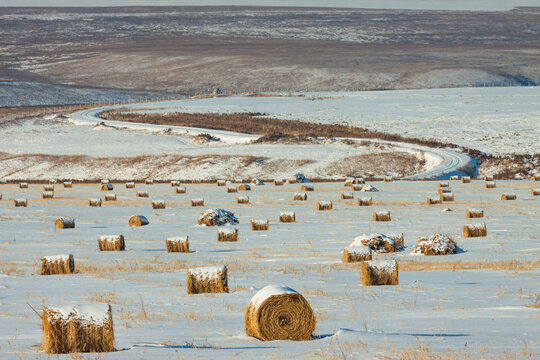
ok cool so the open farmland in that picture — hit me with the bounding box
[0,179,538,358]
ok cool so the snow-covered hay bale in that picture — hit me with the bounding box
[48,179,57,184]
[251,219,269,231]
[463,222,487,237]
[361,185,378,192]
[198,208,238,226]
[351,233,401,253]
[217,227,238,242]
[100,179,109,185]
[466,208,484,218]
[427,196,441,205]
[316,201,332,211]
[42,191,54,199]
[501,193,516,200]
[42,304,114,354]
[461,176,471,183]
[101,184,113,191]
[186,265,228,294]
[19,182,28,189]
[279,211,295,223]
[136,191,149,198]
[191,198,204,207]
[88,198,102,207]
[484,175,494,181]
[485,180,496,188]
[412,234,459,255]
[129,215,149,227]
[387,232,405,247]
[342,245,372,263]
[438,181,449,188]
[344,178,354,187]
[438,187,452,196]
[41,254,74,275]
[293,192,307,201]
[165,236,189,252]
[145,179,154,185]
[340,192,354,200]
[532,188,540,196]
[351,184,363,191]
[441,192,454,202]
[152,200,166,209]
[358,196,373,206]
[236,196,249,204]
[273,180,283,186]
[360,260,398,286]
[226,186,238,193]
[104,193,116,201]
[245,285,315,341]
[175,186,187,194]
[125,182,135,189]
[44,184,54,191]
[55,217,74,229]
[301,184,314,192]
[63,181,72,188]
[383,176,393,182]
[98,235,125,251]
[373,210,391,221]
[449,176,459,180]
[217,179,227,187]
[170,180,180,187]
[251,178,264,186]
[14,198,27,207]
[239,184,251,191]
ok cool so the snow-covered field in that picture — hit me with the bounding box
[0,180,538,358]
[103,87,540,156]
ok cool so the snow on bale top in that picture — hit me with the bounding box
[217,226,238,235]
[251,219,269,226]
[361,185,378,192]
[47,304,111,325]
[344,245,371,255]
[249,285,298,308]
[413,233,459,255]
[188,265,227,285]
[43,254,71,262]
[366,260,396,272]
[318,200,332,207]
[166,236,188,243]
[198,208,239,226]
[279,211,295,217]
[351,233,402,253]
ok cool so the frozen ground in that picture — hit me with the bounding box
[0,180,538,359]
[95,87,540,156]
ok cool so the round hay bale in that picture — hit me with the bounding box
[351,184,363,191]
[438,181,449,188]
[293,192,307,201]
[41,254,74,275]
[251,219,269,231]
[217,179,227,186]
[125,182,135,189]
[198,208,238,226]
[239,184,251,191]
[341,192,354,200]
[373,210,391,221]
[186,265,228,294]
[166,236,189,252]
[412,234,459,255]
[449,175,459,180]
[279,211,295,223]
[14,198,28,207]
[217,227,238,242]
[43,185,54,191]
[484,175,494,181]
[440,192,454,202]
[236,196,249,204]
[104,193,116,201]
[245,285,315,341]
[88,198,102,207]
[466,208,484,218]
[358,196,373,206]
[152,200,166,209]
[101,184,113,191]
[316,201,332,211]
[98,235,125,251]
[42,191,54,199]
[129,215,149,227]
[485,180,496,188]
[175,186,187,194]
[461,176,471,183]
[360,260,398,286]
[48,179,57,184]
[55,217,75,229]
[501,193,516,200]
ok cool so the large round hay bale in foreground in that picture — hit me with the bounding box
[55,217,75,229]
[361,260,399,286]
[98,235,125,251]
[41,254,74,275]
[186,265,228,294]
[42,304,114,354]
[244,285,315,341]
[129,215,149,227]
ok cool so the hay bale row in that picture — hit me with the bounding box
[98,235,125,251]
[101,184,113,191]
[485,180,496,188]
[14,198,27,207]
[186,266,228,294]
[427,196,441,205]
[251,219,269,231]
[373,210,391,221]
[63,181,72,188]
[412,234,459,255]
[104,194,116,201]
[165,236,189,252]
[41,254,74,275]
[89,198,102,207]
[342,245,372,263]
[293,192,307,201]
[217,227,238,242]
[301,184,314,192]
[125,182,135,189]
[175,186,187,194]
[198,208,238,226]
[236,196,249,204]
[42,191,54,199]
[316,201,332,211]
[461,176,471,183]
[128,215,149,227]
[279,211,295,223]
[136,191,149,198]
[463,222,487,237]
[191,198,204,207]
[358,196,372,206]
[361,260,398,286]
[245,285,315,341]
[501,193,516,200]
[340,192,353,200]
[152,200,166,209]
[42,304,114,354]
[239,184,251,191]
[466,208,484,218]
[226,186,238,193]
[55,217,74,229]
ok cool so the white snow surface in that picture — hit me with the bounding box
[249,285,298,309]
[47,303,111,325]
[42,254,71,262]
[366,259,397,272]
[166,236,188,243]
[188,265,226,280]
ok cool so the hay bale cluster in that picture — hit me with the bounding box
[186,265,228,294]
[412,234,459,255]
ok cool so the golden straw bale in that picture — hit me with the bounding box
[41,254,74,275]
[217,180,226,186]
[461,176,471,183]
[175,186,187,194]
[316,201,332,211]
[463,222,487,237]
[360,260,398,286]
[501,193,516,200]
[48,179,57,184]
[101,184,113,191]
[186,266,228,294]
[279,211,295,223]
[351,184,363,191]
[301,184,314,191]
[273,180,283,186]
[191,198,204,207]
[145,179,154,185]
[441,192,454,202]
[125,182,135,189]
[55,217,75,229]
[427,196,441,205]
[484,175,494,181]
[136,191,149,198]
[217,227,239,242]
[44,184,54,191]
[42,191,54,199]
[358,196,373,206]
[170,180,180,187]
[466,208,484,218]
[342,246,372,263]
[236,196,249,204]
[104,194,116,201]
[532,188,540,196]
[128,215,149,227]
[383,176,393,182]
[485,181,496,188]
[340,192,354,200]
[165,236,189,252]
[373,210,391,221]
[19,182,28,189]
[239,184,251,191]
[251,219,269,231]
[63,181,72,188]
[88,198,102,207]
[98,235,125,251]
[344,178,354,187]
[226,186,238,193]
[14,198,27,207]
[449,176,459,180]
[245,285,315,341]
[438,181,449,188]
[437,188,452,196]
[293,192,307,201]
[42,304,114,354]
[152,200,166,209]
